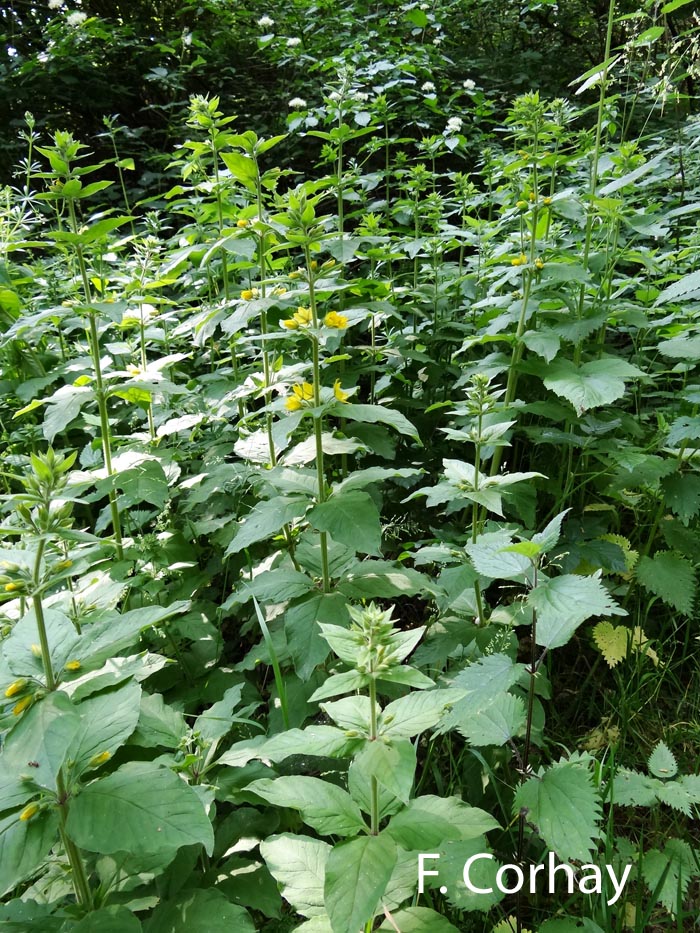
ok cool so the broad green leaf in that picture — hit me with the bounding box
[66,681,141,780]
[343,403,419,439]
[514,761,601,861]
[466,531,532,581]
[71,906,142,932]
[286,594,348,681]
[636,551,696,614]
[379,907,461,932]
[118,459,169,509]
[308,491,382,555]
[543,358,643,415]
[457,693,526,747]
[532,509,570,552]
[380,688,464,738]
[612,768,660,806]
[522,329,560,362]
[666,416,700,447]
[260,833,330,919]
[0,809,60,899]
[529,573,625,649]
[2,692,79,792]
[661,0,694,12]
[339,560,433,598]
[648,741,678,779]
[429,838,504,911]
[324,834,397,933]
[194,684,244,748]
[144,889,254,933]
[335,467,421,494]
[308,670,369,702]
[655,270,700,305]
[658,333,700,359]
[225,497,309,556]
[248,776,366,836]
[386,795,499,850]
[258,726,363,762]
[77,600,190,669]
[439,654,523,733]
[353,739,416,803]
[132,691,187,749]
[321,696,373,732]
[66,763,214,856]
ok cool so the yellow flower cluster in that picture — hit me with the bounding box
[324,311,348,329]
[240,288,260,301]
[511,253,527,266]
[285,380,349,411]
[282,306,313,329]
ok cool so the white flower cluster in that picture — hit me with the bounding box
[463,78,476,92]
[66,10,87,26]
[421,81,436,94]
[48,0,63,9]
[288,97,307,109]
[446,116,463,134]
[257,15,274,28]
[286,37,301,48]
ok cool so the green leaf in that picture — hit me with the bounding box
[514,761,601,861]
[429,838,504,911]
[2,692,80,792]
[592,621,629,668]
[636,551,696,614]
[248,776,366,836]
[144,889,254,933]
[132,692,187,749]
[380,689,464,738]
[379,907,461,932]
[308,491,382,556]
[260,833,331,919]
[324,834,397,933]
[71,906,142,932]
[257,726,363,762]
[65,682,141,780]
[286,594,348,681]
[386,795,499,850]
[648,742,678,779]
[225,497,309,556]
[457,693,526,747]
[612,768,660,806]
[529,573,625,649]
[466,531,532,581]
[661,0,694,11]
[353,739,416,803]
[66,763,214,856]
[662,473,700,524]
[543,358,643,415]
[655,270,700,305]
[339,561,433,598]
[0,809,60,899]
[642,839,695,914]
[342,403,419,439]
[118,460,169,509]
[308,670,369,702]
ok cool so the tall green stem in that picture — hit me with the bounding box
[368,675,380,836]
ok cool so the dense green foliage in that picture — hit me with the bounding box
[1,1,699,931]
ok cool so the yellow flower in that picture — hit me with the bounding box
[272,286,287,297]
[31,644,42,658]
[4,679,27,699]
[282,306,313,329]
[543,196,552,205]
[282,318,299,330]
[13,696,32,716]
[324,311,348,329]
[64,660,81,671]
[534,258,544,270]
[529,192,536,202]
[19,803,39,822]
[333,380,349,403]
[322,258,336,269]
[4,582,20,593]
[310,260,318,270]
[57,559,73,570]
[236,218,249,228]
[88,751,112,768]
[240,288,260,301]
[516,200,527,210]
[511,253,527,267]
[285,383,315,411]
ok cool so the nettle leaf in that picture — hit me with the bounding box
[662,473,700,525]
[307,490,382,555]
[636,551,696,614]
[514,761,601,861]
[611,768,659,806]
[72,905,142,933]
[338,561,434,599]
[0,809,60,899]
[648,741,678,779]
[379,688,464,739]
[532,509,570,552]
[466,531,532,581]
[260,833,330,919]
[666,415,700,447]
[642,839,696,914]
[457,693,526,747]
[324,834,397,933]
[439,654,523,733]
[657,333,700,359]
[386,795,499,850]
[530,573,625,649]
[248,777,366,836]
[543,357,643,415]
[66,763,214,856]
[592,621,629,668]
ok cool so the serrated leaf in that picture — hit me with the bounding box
[648,742,678,779]
[248,776,366,836]
[514,762,601,861]
[324,834,396,933]
[466,531,532,581]
[530,573,625,649]
[662,473,700,524]
[636,551,696,614]
[260,833,330,919]
[642,839,695,914]
[611,768,661,806]
[543,358,643,415]
[457,693,526,747]
[592,621,629,668]
[225,497,309,556]
[655,270,700,305]
[380,688,464,739]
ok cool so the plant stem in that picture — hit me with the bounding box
[368,675,380,835]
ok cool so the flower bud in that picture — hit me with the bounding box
[4,679,27,698]
[19,803,40,822]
